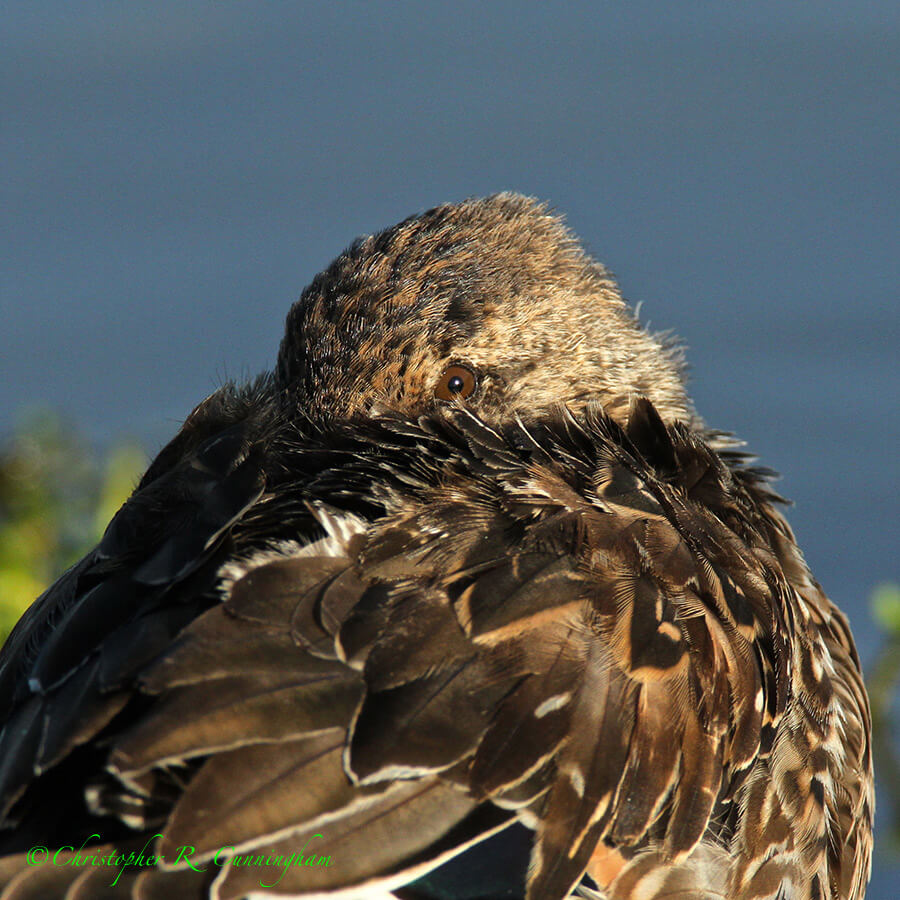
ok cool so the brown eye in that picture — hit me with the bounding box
[435,364,477,401]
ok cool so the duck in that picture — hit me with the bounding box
[0,194,873,899]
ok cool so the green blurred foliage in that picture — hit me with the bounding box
[869,581,900,856]
[0,411,145,644]
[872,583,900,638]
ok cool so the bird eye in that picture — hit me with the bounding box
[435,364,477,401]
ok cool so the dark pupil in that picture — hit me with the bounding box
[447,375,465,394]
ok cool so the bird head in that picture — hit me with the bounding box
[277,193,696,428]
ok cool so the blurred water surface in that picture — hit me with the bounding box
[2,3,898,894]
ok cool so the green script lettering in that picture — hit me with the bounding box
[213,846,235,867]
[172,846,207,874]
[53,847,74,864]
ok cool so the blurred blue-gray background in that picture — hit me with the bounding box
[2,2,898,894]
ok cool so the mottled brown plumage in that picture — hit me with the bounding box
[0,195,872,900]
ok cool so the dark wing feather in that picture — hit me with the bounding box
[159,730,355,859]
